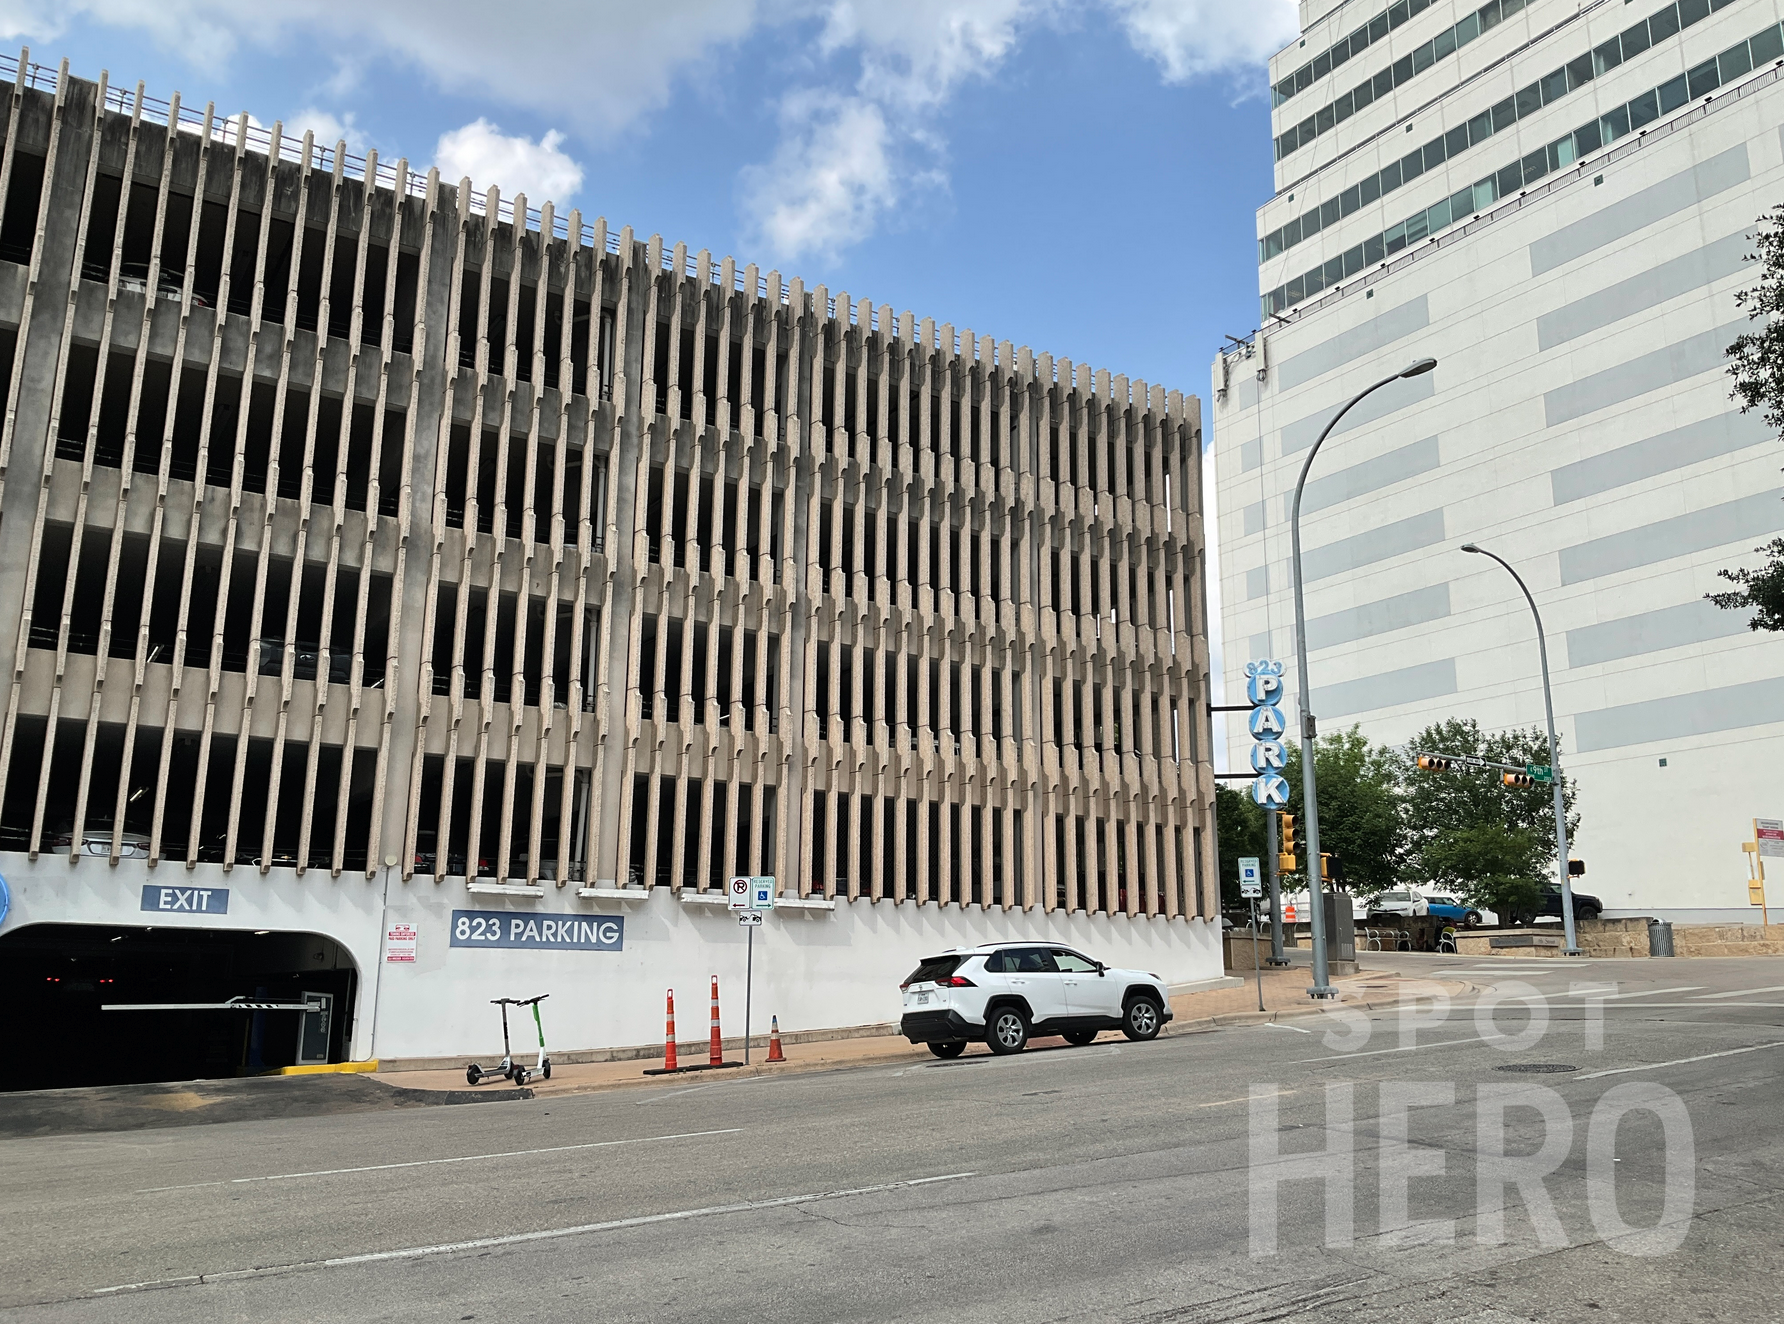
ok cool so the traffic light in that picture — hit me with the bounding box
[1569,858,1586,877]
[1279,813,1298,873]
[1502,771,1534,788]
[1320,852,1343,883]
[1416,754,1453,772]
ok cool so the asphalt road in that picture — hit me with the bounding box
[4,954,1783,1323]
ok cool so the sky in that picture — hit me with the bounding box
[1,0,1297,400]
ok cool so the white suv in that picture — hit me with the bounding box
[898,943,1173,1057]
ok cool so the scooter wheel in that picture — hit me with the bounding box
[542,1059,551,1080]
[512,1067,528,1085]
[466,1064,481,1086]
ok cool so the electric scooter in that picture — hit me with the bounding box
[466,994,551,1085]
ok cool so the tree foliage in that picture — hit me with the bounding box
[1214,784,1266,912]
[1279,726,1407,895]
[1402,717,1579,912]
[1213,718,1584,918]
[1422,824,1547,923]
[1712,205,1784,629]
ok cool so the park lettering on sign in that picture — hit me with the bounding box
[1245,660,1291,808]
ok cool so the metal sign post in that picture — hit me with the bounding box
[735,876,775,1064]
[1239,860,1264,1011]
[1748,819,1783,928]
[1265,810,1286,965]
[743,915,755,1064]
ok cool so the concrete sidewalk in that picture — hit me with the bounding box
[377,965,1458,1100]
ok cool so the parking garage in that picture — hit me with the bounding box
[0,922,357,1090]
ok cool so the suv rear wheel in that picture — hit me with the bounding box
[1122,997,1163,1042]
[986,1006,1029,1055]
[928,1041,966,1059]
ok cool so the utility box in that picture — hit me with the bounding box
[1325,893,1356,963]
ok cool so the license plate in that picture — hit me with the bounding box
[915,991,930,1005]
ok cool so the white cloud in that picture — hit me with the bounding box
[1101,0,1299,83]
[815,0,1043,111]
[741,91,899,264]
[13,0,1298,263]
[744,0,1045,262]
[287,106,358,151]
[434,119,584,207]
[8,0,767,137]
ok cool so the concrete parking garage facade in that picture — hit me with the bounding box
[0,57,1219,1075]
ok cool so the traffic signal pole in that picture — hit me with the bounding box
[1460,544,1580,955]
[1291,359,1438,999]
[1266,808,1286,965]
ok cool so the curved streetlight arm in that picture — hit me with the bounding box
[1289,362,1430,997]
[1460,542,1579,954]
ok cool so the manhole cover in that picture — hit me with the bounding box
[1493,1063,1578,1074]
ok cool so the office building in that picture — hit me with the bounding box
[1215,0,1784,919]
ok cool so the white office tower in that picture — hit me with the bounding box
[1214,0,1784,920]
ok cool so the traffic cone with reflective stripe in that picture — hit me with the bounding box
[663,990,678,1072]
[767,1015,785,1063]
[709,976,723,1067]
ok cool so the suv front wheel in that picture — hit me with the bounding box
[986,1006,1029,1055]
[1122,997,1163,1042]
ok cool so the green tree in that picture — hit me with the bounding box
[1403,717,1580,910]
[1711,205,1784,629]
[1214,784,1266,913]
[1279,725,1407,896]
[1421,824,1547,924]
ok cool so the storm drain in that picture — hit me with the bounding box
[1493,1063,1578,1074]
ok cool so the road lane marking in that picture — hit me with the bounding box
[1694,985,1784,1000]
[1306,1032,1508,1063]
[1574,1042,1784,1080]
[1568,986,1703,1001]
[94,1171,979,1295]
[135,1128,744,1193]
[1264,1023,1312,1034]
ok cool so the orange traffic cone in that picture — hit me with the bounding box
[663,990,679,1072]
[708,976,723,1067]
[766,1015,785,1062]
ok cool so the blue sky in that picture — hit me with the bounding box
[7,0,1297,401]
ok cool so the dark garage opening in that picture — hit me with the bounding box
[0,923,358,1091]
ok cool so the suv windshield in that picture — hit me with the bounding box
[902,956,963,987]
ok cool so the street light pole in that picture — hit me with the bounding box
[1460,543,1580,956]
[1291,358,1437,998]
